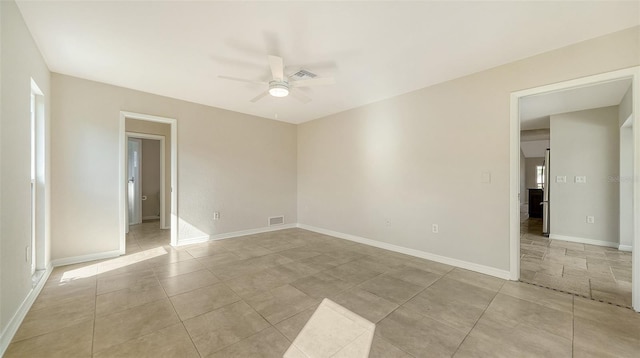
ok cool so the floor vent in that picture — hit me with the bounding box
[268,216,285,226]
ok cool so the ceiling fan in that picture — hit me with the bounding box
[218,55,335,103]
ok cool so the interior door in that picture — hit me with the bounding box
[127,138,142,225]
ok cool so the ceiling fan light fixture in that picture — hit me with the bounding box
[268,81,289,97]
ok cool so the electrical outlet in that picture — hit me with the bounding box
[575,176,587,184]
[432,224,439,234]
[213,211,221,220]
[25,246,30,262]
[586,216,595,224]
[556,176,567,183]
[385,219,391,228]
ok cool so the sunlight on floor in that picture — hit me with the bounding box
[59,247,168,282]
[284,298,375,358]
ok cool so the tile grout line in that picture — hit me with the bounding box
[153,259,204,357]
[451,281,505,357]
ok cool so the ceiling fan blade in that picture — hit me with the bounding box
[291,77,336,88]
[268,55,284,81]
[218,75,266,85]
[250,90,270,103]
[289,89,311,104]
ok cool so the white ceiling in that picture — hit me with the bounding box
[521,140,550,158]
[16,1,640,124]
[520,78,632,130]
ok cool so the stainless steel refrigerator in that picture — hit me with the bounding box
[542,148,550,236]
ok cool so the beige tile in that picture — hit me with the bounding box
[369,334,412,358]
[291,272,354,299]
[532,272,590,297]
[97,269,156,295]
[245,284,318,324]
[152,259,206,279]
[31,278,96,311]
[549,240,584,251]
[403,277,495,333]
[377,307,467,357]
[573,297,640,357]
[278,246,323,261]
[358,275,424,304]
[185,242,228,258]
[483,293,573,340]
[455,322,571,358]
[224,270,289,298]
[93,298,180,353]
[209,327,291,358]
[196,251,243,268]
[5,319,93,358]
[93,323,199,358]
[331,287,399,323]
[384,265,442,287]
[274,305,318,341]
[144,249,195,267]
[611,266,632,283]
[297,254,342,271]
[590,279,632,308]
[226,244,273,259]
[13,295,96,342]
[159,269,220,296]
[183,300,270,356]
[96,279,166,316]
[324,260,384,284]
[499,281,573,313]
[170,283,240,320]
[264,261,320,282]
[444,268,505,291]
[521,259,564,277]
[543,254,587,269]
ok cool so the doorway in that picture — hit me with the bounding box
[119,112,178,251]
[510,67,640,311]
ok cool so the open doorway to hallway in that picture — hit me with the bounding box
[120,112,178,252]
[514,73,636,309]
[127,133,168,251]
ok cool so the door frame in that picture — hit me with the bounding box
[119,111,178,250]
[126,133,166,228]
[509,66,640,311]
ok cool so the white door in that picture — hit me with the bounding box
[127,138,142,225]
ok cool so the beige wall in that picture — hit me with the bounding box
[141,138,161,219]
[297,26,640,272]
[126,119,171,225]
[550,106,620,245]
[0,0,51,345]
[51,74,297,260]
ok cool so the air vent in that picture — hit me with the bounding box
[268,216,285,226]
[291,69,317,79]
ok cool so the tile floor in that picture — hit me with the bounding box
[520,218,633,307]
[6,221,640,357]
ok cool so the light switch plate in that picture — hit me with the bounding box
[556,176,567,183]
[481,171,491,184]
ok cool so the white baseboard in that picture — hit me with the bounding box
[176,223,298,246]
[51,249,123,267]
[0,263,53,356]
[142,216,160,220]
[549,234,619,249]
[618,244,633,252]
[297,224,511,280]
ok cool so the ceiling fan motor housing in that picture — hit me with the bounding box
[269,80,290,97]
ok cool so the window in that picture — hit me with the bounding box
[536,165,544,189]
